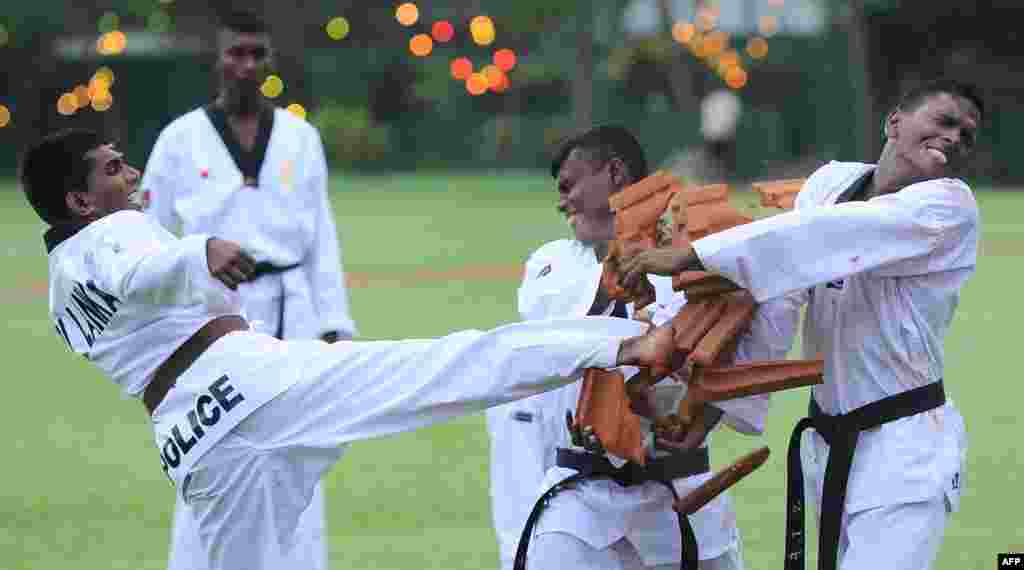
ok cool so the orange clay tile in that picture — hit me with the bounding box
[679,183,753,242]
[689,292,757,367]
[671,297,729,354]
[673,270,742,299]
[574,368,647,465]
[751,178,806,210]
[699,359,824,401]
[674,446,770,515]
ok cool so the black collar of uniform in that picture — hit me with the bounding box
[44,221,90,253]
[203,102,275,186]
[835,169,876,204]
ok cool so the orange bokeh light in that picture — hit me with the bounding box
[491,72,510,93]
[432,20,454,43]
[725,67,748,89]
[466,73,488,95]
[493,48,516,72]
[672,21,696,44]
[746,37,769,59]
[409,33,433,57]
[482,64,505,89]
[704,31,729,56]
[396,3,419,26]
[719,49,740,68]
[57,94,78,116]
[450,57,473,80]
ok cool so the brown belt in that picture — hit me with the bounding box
[143,316,249,415]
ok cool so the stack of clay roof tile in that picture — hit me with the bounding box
[574,173,818,504]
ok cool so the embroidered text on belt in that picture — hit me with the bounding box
[514,446,711,570]
[784,381,946,570]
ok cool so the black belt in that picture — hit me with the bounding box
[785,381,946,570]
[513,446,711,570]
[247,261,300,340]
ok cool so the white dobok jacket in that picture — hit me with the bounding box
[143,107,356,340]
[693,161,972,513]
[488,239,796,566]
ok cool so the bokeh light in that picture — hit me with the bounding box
[91,92,113,112]
[57,94,78,116]
[482,65,505,90]
[148,10,172,33]
[409,34,433,57]
[746,37,769,59]
[396,3,419,27]
[491,72,510,93]
[493,48,516,72]
[450,57,473,80]
[286,103,306,120]
[0,24,9,47]
[759,15,779,36]
[0,105,10,128]
[261,75,284,98]
[326,17,350,40]
[98,12,119,34]
[470,15,496,46]
[73,85,91,108]
[672,21,696,44]
[431,21,454,43]
[466,73,488,95]
[97,30,127,56]
[704,31,729,57]
[725,67,748,89]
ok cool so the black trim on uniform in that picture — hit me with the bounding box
[203,103,275,187]
[834,171,875,204]
[513,447,710,570]
[785,381,946,570]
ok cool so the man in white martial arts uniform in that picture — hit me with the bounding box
[22,128,683,570]
[621,80,984,570]
[487,126,796,570]
[142,11,355,569]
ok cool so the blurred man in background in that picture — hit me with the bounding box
[142,10,356,570]
[664,89,743,185]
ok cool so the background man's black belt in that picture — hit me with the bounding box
[514,446,711,570]
[246,261,301,339]
[784,381,946,570]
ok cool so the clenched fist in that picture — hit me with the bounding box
[206,238,257,290]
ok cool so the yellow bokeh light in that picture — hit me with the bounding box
[326,17,350,40]
[88,78,110,101]
[672,21,696,44]
[759,15,779,36]
[97,30,127,56]
[0,105,10,128]
[409,34,433,57]
[0,24,9,47]
[466,73,488,96]
[690,35,708,58]
[73,85,91,108]
[470,15,496,46]
[91,92,113,112]
[396,3,419,27]
[57,94,78,116]
[261,75,284,98]
[286,103,307,120]
[450,57,473,80]
[746,37,769,59]
[725,67,748,89]
[94,66,115,87]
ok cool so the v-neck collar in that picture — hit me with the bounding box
[835,169,876,204]
[203,103,275,187]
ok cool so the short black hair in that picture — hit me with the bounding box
[551,125,648,182]
[20,129,105,225]
[218,9,270,35]
[897,79,985,119]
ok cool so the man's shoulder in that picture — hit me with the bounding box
[273,107,320,139]
[155,107,209,140]
[797,161,876,208]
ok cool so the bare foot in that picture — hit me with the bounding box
[617,323,685,379]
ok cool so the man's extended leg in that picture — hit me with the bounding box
[181,317,655,569]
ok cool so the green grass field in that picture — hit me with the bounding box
[0,173,1019,569]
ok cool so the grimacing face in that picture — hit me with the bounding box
[78,145,143,218]
[886,92,981,181]
[217,29,273,108]
[556,149,623,245]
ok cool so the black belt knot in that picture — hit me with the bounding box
[784,381,946,570]
[514,447,711,570]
